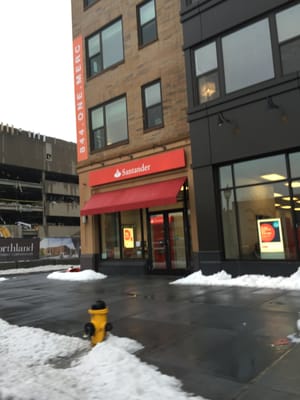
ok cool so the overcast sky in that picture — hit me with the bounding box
[0,1,77,143]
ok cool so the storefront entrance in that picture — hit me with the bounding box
[148,210,188,272]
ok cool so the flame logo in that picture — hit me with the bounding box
[114,169,121,178]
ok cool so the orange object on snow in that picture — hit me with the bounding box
[66,266,81,272]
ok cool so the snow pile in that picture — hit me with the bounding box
[0,319,204,400]
[172,267,300,290]
[0,264,69,276]
[47,269,107,281]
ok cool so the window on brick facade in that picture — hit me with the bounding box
[86,19,124,78]
[137,0,157,47]
[276,3,300,75]
[84,0,98,8]
[90,96,128,151]
[142,80,163,130]
[194,42,220,103]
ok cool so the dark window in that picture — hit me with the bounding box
[84,0,98,8]
[194,42,220,103]
[137,0,157,47]
[186,0,198,6]
[194,18,277,104]
[86,19,124,78]
[276,3,300,75]
[218,153,300,261]
[142,80,163,130]
[222,19,274,93]
[90,96,128,151]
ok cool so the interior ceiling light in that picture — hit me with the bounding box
[273,192,283,197]
[282,196,298,201]
[275,203,281,207]
[261,173,286,181]
[284,181,300,188]
[281,205,291,209]
[294,207,300,211]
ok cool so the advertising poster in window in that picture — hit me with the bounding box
[123,226,134,249]
[257,218,284,259]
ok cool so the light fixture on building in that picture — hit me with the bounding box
[82,215,87,224]
[267,96,288,122]
[217,112,240,134]
[217,112,231,127]
[267,96,279,110]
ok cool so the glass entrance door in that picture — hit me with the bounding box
[149,210,187,271]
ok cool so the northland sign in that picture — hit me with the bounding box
[88,148,186,187]
[0,238,39,261]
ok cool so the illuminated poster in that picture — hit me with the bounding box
[123,227,134,249]
[257,218,284,259]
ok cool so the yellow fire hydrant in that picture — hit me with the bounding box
[83,300,112,346]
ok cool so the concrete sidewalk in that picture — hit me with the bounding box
[1,271,300,399]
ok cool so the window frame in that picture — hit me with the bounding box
[192,3,300,107]
[86,18,124,79]
[137,0,158,48]
[142,79,164,131]
[219,151,300,261]
[89,95,129,152]
[275,3,300,76]
[194,41,220,104]
[83,0,99,9]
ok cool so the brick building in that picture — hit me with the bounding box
[72,0,197,274]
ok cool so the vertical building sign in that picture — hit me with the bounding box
[73,35,88,162]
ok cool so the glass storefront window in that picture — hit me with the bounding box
[101,213,120,259]
[100,210,144,260]
[219,154,300,261]
[290,181,300,257]
[289,152,300,179]
[219,165,233,189]
[236,182,296,260]
[220,187,239,258]
[234,155,287,186]
[121,210,143,259]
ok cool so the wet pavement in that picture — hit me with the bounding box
[1,271,300,399]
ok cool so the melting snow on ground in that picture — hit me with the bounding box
[47,269,107,281]
[0,319,204,400]
[171,267,300,291]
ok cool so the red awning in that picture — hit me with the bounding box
[81,177,186,216]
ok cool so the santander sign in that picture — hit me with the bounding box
[89,148,185,187]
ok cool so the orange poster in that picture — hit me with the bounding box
[73,35,88,162]
[123,227,134,249]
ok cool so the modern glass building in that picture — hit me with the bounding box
[181,0,300,275]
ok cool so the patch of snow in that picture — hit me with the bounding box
[47,269,107,281]
[0,319,205,400]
